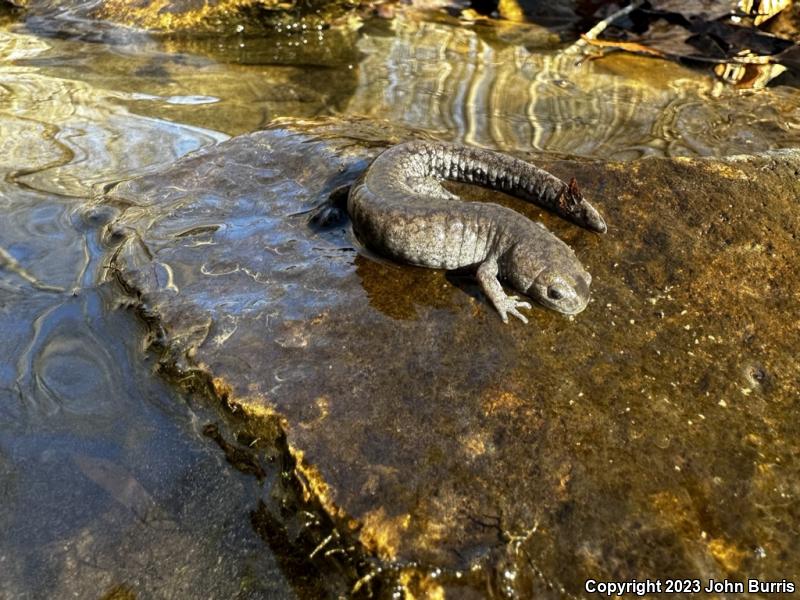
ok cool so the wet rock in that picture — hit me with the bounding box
[9,0,464,35]
[465,0,593,33]
[10,0,367,33]
[106,117,800,597]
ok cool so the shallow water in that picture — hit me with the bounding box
[0,22,297,599]
[0,290,296,598]
[1,5,799,598]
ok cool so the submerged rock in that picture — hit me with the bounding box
[106,117,800,597]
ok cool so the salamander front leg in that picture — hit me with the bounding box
[476,259,531,324]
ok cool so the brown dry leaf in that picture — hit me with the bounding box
[580,34,669,57]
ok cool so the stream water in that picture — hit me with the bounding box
[1,6,799,598]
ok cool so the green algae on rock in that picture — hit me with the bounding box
[105,117,800,597]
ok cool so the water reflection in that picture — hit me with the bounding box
[0,82,226,197]
[346,16,800,158]
[11,20,361,136]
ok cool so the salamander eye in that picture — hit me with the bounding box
[547,285,566,300]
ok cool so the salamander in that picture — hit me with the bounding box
[317,141,606,323]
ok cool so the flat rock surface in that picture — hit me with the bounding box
[106,117,800,597]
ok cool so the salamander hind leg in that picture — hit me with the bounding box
[476,259,531,324]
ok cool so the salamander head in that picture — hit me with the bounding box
[529,267,591,315]
[506,241,592,315]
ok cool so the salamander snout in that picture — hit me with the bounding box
[530,268,591,315]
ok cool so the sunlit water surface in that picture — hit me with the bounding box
[1,7,799,598]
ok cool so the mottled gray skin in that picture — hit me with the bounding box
[348,141,606,323]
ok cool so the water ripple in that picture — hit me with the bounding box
[347,16,800,158]
[0,28,227,198]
